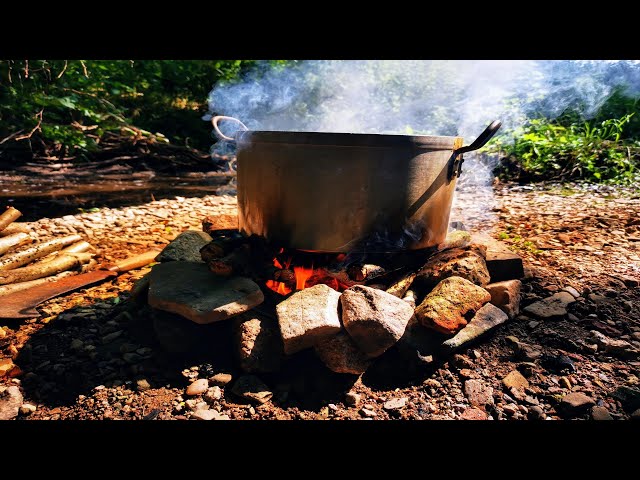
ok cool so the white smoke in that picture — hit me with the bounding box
[204,60,640,228]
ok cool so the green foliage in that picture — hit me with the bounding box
[490,113,639,183]
[0,60,276,159]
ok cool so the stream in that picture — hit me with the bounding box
[0,170,236,221]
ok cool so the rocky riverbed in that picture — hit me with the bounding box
[1,182,639,420]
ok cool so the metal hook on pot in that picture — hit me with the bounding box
[212,116,249,143]
[449,120,502,180]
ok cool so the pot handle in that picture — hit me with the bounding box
[212,116,249,143]
[450,120,502,180]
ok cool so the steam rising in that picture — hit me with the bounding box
[205,60,640,228]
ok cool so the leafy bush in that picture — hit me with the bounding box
[490,113,639,183]
[0,60,277,160]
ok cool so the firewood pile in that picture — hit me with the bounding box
[0,206,95,296]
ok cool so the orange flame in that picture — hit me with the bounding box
[294,264,314,290]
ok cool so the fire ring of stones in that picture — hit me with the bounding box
[136,216,525,380]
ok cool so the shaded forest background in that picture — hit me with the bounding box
[0,60,639,183]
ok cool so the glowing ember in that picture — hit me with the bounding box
[266,279,292,295]
[294,264,314,290]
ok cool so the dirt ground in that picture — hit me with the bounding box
[1,181,639,420]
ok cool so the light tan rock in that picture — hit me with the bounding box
[486,279,522,318]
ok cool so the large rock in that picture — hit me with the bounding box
[148,261,264,324]
[341,285,414,358]
[155,230,213,263]
[414,246,490,290]
[0,385,23,420]
[276,284,341,355]
[486,280,522,318]
[415,276,491,335]
[471,233,524,282]
[234,313,283,373]
[437,230,471,251]
[314,332,373,375]
[523,292,575,319]
[442,303,509,351]
[202,214,239,234]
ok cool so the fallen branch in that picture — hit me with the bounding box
[0,223,31,237]
[386,271,417,298]
[0,271,76,297]
[60,241,92,254]
[0,252,93,285]
[0,207,22,233]
[0,232,31,256]
[0,234,81,270]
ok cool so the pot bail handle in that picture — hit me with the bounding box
[455,120,502,155]
[449,120,502,180]
[212,116,248,143]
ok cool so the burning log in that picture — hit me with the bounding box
[0,252,93,285]
[200,234,247,262]
[0,232,31,256]
[346,263,386,282]
[386,271,417,298]
[207,244,252,277]
[202,214,239,234]
[0,271,76,297]
[0,223,30,237]
[0,234,82,271]
[0,207,22,233]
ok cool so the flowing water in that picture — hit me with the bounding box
[0,170,236,221]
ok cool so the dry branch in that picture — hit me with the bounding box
[0,233,30,256]
[0,252,93,285]
[0,223,30,237]
[0,234,81,270]
[0,207,22,232]
[386,271,417,298]
[0,271,76,297]
[60,241,92,254]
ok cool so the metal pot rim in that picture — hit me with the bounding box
[236,130,463,150]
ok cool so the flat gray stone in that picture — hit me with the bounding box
[486,280,522,319]
[155,230,212,263]
[148,261,264,324]
[341,285,415,358]
[234,313,283,373]
[442,303,509,352]
[314,331,373,375]
[0,385,23,420]
[523,292,575,319]
[276,284,342,355]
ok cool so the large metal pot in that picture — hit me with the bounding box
[212,116,501,252]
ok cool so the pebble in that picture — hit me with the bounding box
[383,397,408,411]
[502,404,519,415]
[423,379,442,389]
[631,409,640,420]
[191,409,217,420]
[19,403,37,415]
[136,379,151,392]
[345,392,361,407]
[186,379,209,396]
[561,392,595,414]
[360,408,377,417]
[101,330,123,344]
[591,406,613,421]
[503,370,530,390]
[204,386,222,402]
[528,406,545,420]
[209,373,233,386]
[460,407,487,420]
[559,376,572,389]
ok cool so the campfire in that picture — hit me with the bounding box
[142,212,525,378]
